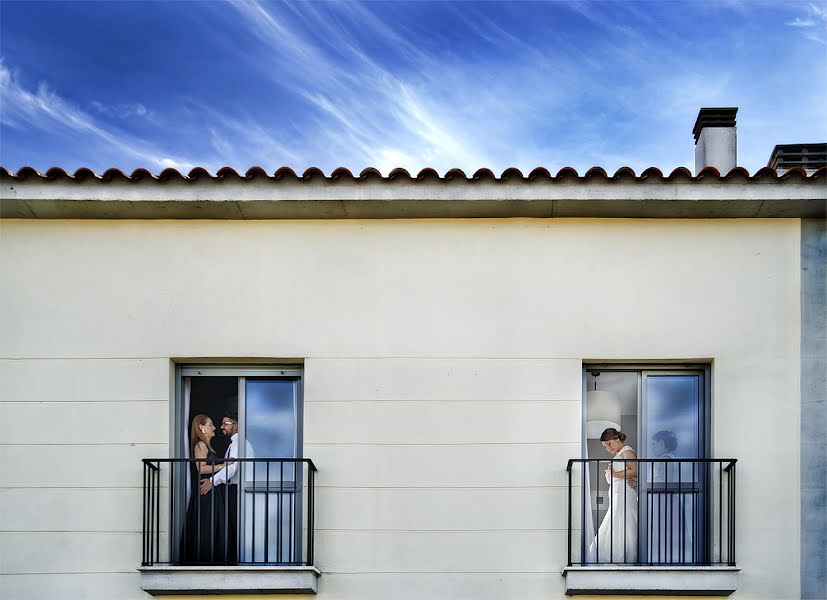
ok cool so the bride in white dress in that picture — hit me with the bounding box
[590,428,638,563]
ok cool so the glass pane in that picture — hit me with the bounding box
[243,377,300,564]
[645,374,703,564]
[245,378,298,460]
[645,375,700,461]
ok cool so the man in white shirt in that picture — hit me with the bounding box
[200,412,252,562]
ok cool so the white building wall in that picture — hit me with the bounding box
[0,218,800,599]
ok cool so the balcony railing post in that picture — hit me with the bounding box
[307,462,315,566]
[169,462,175,565]
[678,459,683,564]
[264,462,270,564]
[729,462,738,566]
[609,457,613,563]
[150,463,156,565]
[278,461,283,563]
[291,460,297,564]
[623,458,627,564]
[580,459,585,565]
[567,462,572,567]
[155,465,160,565]
[142,462,147,566]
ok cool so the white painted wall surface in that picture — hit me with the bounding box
[0,218,800,599]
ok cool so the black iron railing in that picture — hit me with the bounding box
[566,458,736,567]
[141,458,316,567]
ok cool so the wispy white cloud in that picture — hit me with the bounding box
[227,0,766,175]
[199,106,303,169]
[0,59,196,171]
[226,0,581,174]
[89,100,152,120]
[786,17,817,27]
[785,2,827,44]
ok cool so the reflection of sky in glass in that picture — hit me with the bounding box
[246,379,297,458]
[647,376,699,458]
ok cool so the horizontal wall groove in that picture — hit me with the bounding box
[315,528,568,532]
[318,570,564,575]
[1,571,139,576]
[1,400,168,404]
[0,486,148,490]
[305,399,580,403]
[0,531,140,535]
[314,485,571,489]
[0,355,588,360]
[0,443,166,447]
[305,442,579,447]
[0,530,145,534]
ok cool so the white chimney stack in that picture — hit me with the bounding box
[693,107,738,175]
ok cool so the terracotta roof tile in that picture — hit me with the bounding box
[472,168,497,180]
[1,165,825,184]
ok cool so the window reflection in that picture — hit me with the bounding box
[246,378,297,460]
[647,375,699,461]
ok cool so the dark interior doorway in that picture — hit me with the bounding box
[188,376,238,458]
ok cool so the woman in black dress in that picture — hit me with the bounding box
[182,414,229,563]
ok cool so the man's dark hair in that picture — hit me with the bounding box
[224,411,238,424]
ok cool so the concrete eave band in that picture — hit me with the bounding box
[2,180,825,219]
[139,565,321,595]
[563,566,739,596]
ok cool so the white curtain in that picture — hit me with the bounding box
[582,425,597,563]
[183,376,191,506]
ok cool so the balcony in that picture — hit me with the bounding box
[564,458,739,596]
[139,457,319,595]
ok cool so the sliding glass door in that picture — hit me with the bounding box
[240,377,302,563]
[640,371,708,564]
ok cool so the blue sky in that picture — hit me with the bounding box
[1,0,825,175]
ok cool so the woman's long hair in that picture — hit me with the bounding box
[190,414,215,454]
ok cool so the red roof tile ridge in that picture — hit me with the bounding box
[612,166,637,179]
[330,167,354,180]
[528,167,552,180]
[159,168,187,182]
[500,167,524,179]
[215,166,242,180]
[1,166,824,182]
[387,167,412,180]
[416,168,440,180]
[301,167,326,180]
[472,168,497,180]
[640,167,664,179]
[666,167,693,181]
[101,168,130,182]
[76,167,102,181]
[583,167,609,180]
[555,167,580,180]
[359,167,383,180]
[272,167,298,180]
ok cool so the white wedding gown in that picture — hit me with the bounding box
[589,445,638,563]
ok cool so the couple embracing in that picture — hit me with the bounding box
[182,412,246,563]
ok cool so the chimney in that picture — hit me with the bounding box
[693,107,737,175]
[768,143,827,175]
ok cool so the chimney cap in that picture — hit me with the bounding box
[768,143,827,170]
[693,107,738,143]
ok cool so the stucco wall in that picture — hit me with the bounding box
[0,218,800,599]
